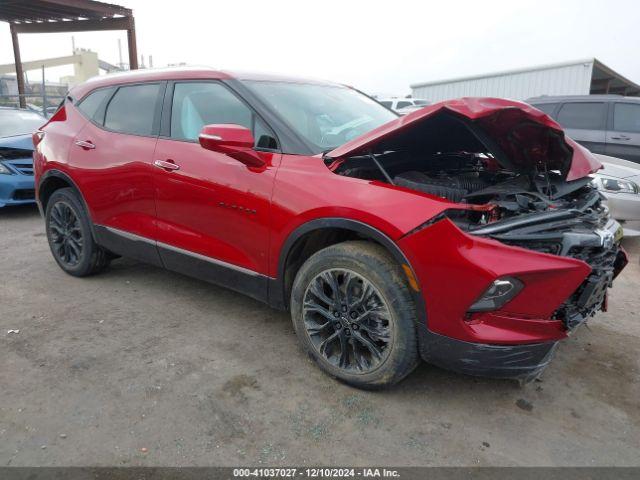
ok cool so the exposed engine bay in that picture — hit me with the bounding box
[330,110,628,330]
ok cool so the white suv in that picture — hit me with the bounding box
[377,98,430,114]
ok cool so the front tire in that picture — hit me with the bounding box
[45,188,110,277]
[290,241,419,389]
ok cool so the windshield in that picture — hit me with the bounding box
[243,81,397,153]
[0,109,44,138]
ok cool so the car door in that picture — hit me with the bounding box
[69,82,165,266]
[605,102,640,164]
[555,101,607,154]
[152,80,281,300]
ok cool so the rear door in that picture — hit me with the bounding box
[69,82,165,265]
[605,102,640,164]
[555,101,608,154]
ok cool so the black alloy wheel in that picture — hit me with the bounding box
[302,268,393,373]
[45,188,110,277]
[48,200,84,267]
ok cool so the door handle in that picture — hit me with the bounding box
[154,159,180,171]
[611,135,631,141]
[75,140,95,150]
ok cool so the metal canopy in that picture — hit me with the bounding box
[1,0,138,107]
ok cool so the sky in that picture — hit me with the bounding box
[2,0,640,96]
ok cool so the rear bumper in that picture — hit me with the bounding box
[0,173,35,208]
[417,325,558,380]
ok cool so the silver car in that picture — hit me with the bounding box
[527,95,640,164]
[593,154,640,235]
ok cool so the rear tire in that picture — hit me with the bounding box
[290,241,419,389]
[45,188,110,277]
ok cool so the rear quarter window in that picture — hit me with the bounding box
[613,103,640,133]
[531,103,558,117]
[77,88,114,121]
[556,102,606,130]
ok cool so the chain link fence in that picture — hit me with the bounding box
[0,93,65,118]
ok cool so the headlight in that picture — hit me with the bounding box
[593,176,639,194]
[468,277,524,313]
[0,163,12,175]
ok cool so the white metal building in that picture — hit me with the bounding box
[410,58,640,102]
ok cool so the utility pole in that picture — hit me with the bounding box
[118,38,124,70]
[41,64,47,118]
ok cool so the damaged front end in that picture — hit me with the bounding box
[465,199,627,330]
[327,98,628,335]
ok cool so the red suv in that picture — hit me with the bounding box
[34,68,627,388]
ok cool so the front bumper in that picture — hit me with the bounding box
[0,172,35,207]
[399,218,592,345]
[417,325,558,380]
[400,214,625,380]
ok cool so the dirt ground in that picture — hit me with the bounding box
[1,205,639,467]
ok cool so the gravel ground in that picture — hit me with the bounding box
[1,205,639,466]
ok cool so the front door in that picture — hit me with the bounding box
[152,81,280,300]
[605,102,640,164]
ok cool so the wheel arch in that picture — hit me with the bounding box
[38,169,97,240]
[270,218,425,320]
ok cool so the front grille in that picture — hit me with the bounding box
[0,148,32,160]
[493,229,623,329]
[553,244,624,329]
[9,160,33,175]
[0,148,34,175]
[12,189,35,201]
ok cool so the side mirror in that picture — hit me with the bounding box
[198,124,265,168]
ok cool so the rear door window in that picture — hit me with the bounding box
[395,101,412,109]
[556,102,606,130]
[613,103,640,133]
[532,103,558,117]
[104,83,161,136]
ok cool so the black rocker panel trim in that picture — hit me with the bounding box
[157,242,268,303]
[93,225,163,268]
[93,224,269,303]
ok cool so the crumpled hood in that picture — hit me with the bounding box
[327,97,601,182]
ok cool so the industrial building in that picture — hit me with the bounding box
[410,58,640,102]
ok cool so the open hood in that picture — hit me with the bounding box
[327,97,601,181]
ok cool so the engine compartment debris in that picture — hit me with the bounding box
[330,107,627,331]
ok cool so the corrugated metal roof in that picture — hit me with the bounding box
[410,58,596,89]
[410,58,640,102]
